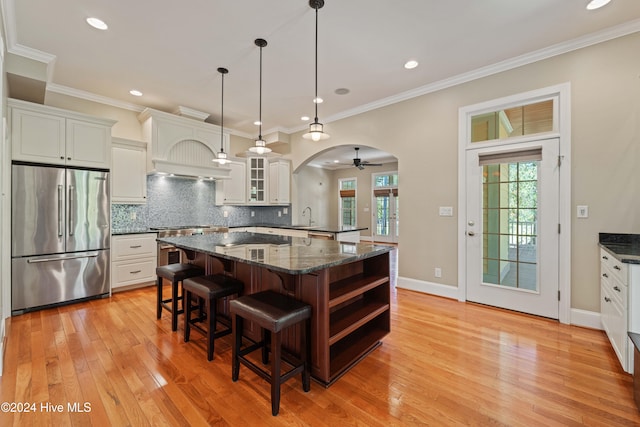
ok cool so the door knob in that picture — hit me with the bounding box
[468,231,475,236]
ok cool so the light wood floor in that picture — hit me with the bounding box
[1,283,639,426]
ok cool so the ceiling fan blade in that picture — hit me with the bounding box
[362,161,383,166]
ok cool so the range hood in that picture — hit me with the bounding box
[138,107,232,179]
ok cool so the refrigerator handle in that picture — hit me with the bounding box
[27,252,99,263]
[68,185,75,235]
[57,185,64,237]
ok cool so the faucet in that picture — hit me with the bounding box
[302,206,312,226]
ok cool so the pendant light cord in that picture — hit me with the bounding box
[220,71,224,153]
[259,43,263,139]
[314,4,319,124]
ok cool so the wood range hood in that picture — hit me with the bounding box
[138,106,232,180]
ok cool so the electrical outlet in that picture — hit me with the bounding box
[283,208,288,215]
[278,211,282,217]
[130,212,137,220]
[435,267,442,278]
[223,211,229,218]
[251,211,255,217]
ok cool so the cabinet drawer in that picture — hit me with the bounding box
[113,259,156,288]
[602,263,627,306]
[600,248,628,285]
[113,234,157,260]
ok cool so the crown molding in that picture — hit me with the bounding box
[47,83,145,112]
[286,18,640,134]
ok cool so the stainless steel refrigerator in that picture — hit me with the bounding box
[11,163,111,314]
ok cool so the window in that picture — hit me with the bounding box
[471,99,554,143]
[339,178,356,227]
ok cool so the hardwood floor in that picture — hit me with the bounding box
[1,279,639,425]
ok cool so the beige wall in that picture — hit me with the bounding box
[289,32,640,313]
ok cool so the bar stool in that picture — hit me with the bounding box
[156,263,204,331]
[183,274,244,361]
[230,290,311,416]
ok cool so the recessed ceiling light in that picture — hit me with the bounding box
[313,97,323,104]
[129,89,143,97]
[254,120,262,126]
[335,88,350,95]
[404,60,419,70]
[86,17,108,30]
[586,0,611,10]
[301,116,310,121]
[333,160,340,163]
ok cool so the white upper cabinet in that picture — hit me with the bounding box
[112,138,147,204]
[9,98,115,169]
[247,157,267,204]
[269,158,290,204]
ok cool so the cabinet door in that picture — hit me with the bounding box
[66,119,111,168]
[112,144,147,203]
[223,161,246,204]
[11,108,66,165]
[248,157,267,203]
[269,160,290,204]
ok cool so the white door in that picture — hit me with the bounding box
[373,189,398,243]
[466,138,559,319]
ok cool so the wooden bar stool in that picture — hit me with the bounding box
[230,290,311,416]
[156,263,204,331]
[183,274,244,361]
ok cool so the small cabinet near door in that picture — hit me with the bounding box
[269,158,290,204]
[9,98,115,169]
[112,138,147,203]
[112,233,158,290]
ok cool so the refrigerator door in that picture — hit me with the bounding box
[11,250,110,314]
[66,169,110,252]
[12,164,66,257]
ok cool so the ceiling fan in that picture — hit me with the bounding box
[351,147,382,170]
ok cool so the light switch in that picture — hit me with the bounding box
[577,205,589,218]
[439,206,453,217]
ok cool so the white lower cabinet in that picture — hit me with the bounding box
[112,233,158,291]
[600,248,640,373]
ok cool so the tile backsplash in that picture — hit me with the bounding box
[111,175,290,230]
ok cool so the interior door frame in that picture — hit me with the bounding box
[457,83,572,324]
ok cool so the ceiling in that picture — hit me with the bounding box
[4,0,640,168]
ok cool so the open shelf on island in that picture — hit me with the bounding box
[329,299,389,345]
[329,274,388,308]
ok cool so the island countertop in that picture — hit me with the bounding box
[229,224,368,234]
[157,232,391,275]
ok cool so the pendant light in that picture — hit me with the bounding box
[212,67,229,165]
[302,0,330,141]
[249,38,272,154]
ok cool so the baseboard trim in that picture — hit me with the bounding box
[396,276,459,300]
[396,276,602,330]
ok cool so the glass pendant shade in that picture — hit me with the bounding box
[216,151,228,164]
[249,138,271,154]
[303,121,329,141]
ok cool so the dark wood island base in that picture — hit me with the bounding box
[159,232,392,387]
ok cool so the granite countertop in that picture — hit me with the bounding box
[599,233,640,265]
[230,224,368,233]
[112,228,158,235]
[157,233,391,275]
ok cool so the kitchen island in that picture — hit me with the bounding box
[229,224,367,243]
[157,232,392,386]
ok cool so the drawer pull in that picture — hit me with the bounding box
[130,245,142,249]
[129,270,142,274]
[614,286,621,292]
[602,273,608,278]
[604,297,611,303]
[602,255,609,260]
[614,265,621,271]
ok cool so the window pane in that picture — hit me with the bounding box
[471,99,553,143]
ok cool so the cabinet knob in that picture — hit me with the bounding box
[604,296,611,303]
[602,255,609,260]
[614,286,621,292]
[602,273,608,278]
[614,265,621,271]
[67,157,71,160]
[60,156,64,159]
